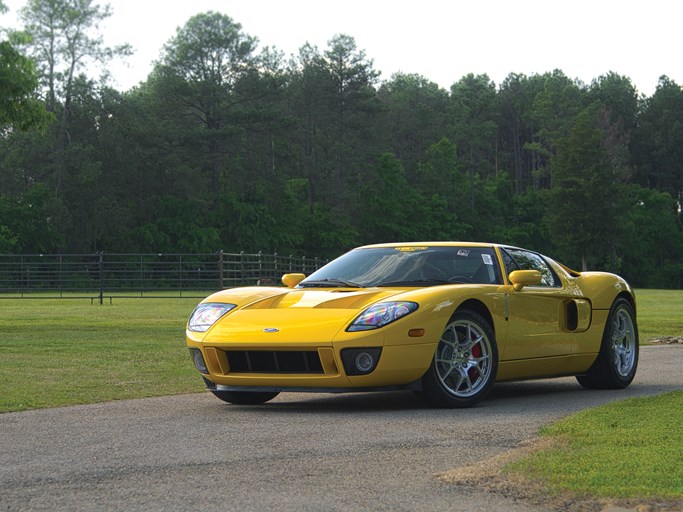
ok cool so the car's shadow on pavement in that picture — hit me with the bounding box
[203,369,682,417]
[202,378,640,414]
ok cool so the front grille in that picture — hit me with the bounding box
[226,350,324,374]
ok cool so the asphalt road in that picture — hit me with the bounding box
[1,345,682,512]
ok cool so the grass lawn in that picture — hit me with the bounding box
[634,289,683,341]
[0,297,204,412]
[506,391,683,502]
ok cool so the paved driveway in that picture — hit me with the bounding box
[1,345,681,512]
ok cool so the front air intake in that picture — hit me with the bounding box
[226,350,324,374]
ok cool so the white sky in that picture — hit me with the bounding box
[1,0,679,96]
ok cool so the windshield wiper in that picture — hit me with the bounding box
[299,278,364,288]
[375,278,451,287]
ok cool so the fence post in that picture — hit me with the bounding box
[98,252,104,305]
[139,254,143,298]
[240,251,244,287]
[258,251,262,283]
[218,250,224,289]
[59,254,63,298]
[179,254,183,298]
[20,255,24,298]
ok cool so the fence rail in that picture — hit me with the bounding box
[0,252,327,302]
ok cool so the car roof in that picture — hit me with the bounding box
[356,241,498,249]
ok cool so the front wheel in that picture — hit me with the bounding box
[210,390,279,405]
[576,297,638,389]
[417,310,498,408]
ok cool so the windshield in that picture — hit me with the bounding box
[300,246,502,287]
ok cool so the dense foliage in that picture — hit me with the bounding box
[1,3,682,288]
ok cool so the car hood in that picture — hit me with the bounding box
[201,287,408,345]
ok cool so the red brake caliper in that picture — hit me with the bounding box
[468,343,482,382]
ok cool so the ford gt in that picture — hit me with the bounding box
[186,242,638,408]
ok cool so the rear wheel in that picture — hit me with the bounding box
[210,390,279,405]
[576,297,638,389]
[418,310,498,408]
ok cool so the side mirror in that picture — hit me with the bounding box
[282,273,305,288]
[508,270,542,291]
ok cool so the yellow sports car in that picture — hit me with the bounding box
[186,242,638,408]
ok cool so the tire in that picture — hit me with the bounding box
[576,297,638,390]
[210,390,280,405]
[417,310,498,408]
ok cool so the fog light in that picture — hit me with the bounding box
[341,348,381,376]
[189,348,208,374]
[355,352,374,372]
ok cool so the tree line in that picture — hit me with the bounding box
[1,1,682,288]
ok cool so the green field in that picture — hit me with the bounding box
[634,289,683,341]
[0,288,680,413]
[0,297,204,412]
[506,391,683,503]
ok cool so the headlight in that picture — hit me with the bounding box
[188,302,236,332]
[347,301,418,331]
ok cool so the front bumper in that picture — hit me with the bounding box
[186,339,436,390]
[186,303,442,390]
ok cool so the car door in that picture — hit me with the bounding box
[500,247,574,359]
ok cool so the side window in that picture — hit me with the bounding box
[421,247,503,284]
[502,248,559,287]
